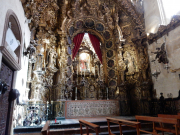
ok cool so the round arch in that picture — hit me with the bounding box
[65,17,118,85]
[0,9,23,70]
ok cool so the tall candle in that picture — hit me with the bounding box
[94,67,96,77]
[106,87,109,100]
[77,64,78,75]
[75,87,77,100]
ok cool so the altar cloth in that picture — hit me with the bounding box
[65,100,119,119]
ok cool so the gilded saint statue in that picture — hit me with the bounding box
[118,50,126,83]
[124,51,135,75]
[46,45,58,71]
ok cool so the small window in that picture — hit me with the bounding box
[162,0,180,23]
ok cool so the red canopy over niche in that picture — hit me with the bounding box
[72,33,102,63]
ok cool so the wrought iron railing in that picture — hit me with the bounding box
[14,101,65,128]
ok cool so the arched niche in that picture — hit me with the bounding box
[0,9,23,70]
[66,17,116,85]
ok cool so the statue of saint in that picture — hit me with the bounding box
[124,51,135,75]
[46,46,57,70]
[118,50,126,82]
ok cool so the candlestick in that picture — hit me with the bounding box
[94,67,96,77]
[106,87,109,100]
[75,87,77,100]
[77,63,78,75]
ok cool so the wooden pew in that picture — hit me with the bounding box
[41,121,50,135]
[79,119,100,135]
[136,115,179,135]
[158,114,180,130]
[106,117,141,135]
[158,114,180,123]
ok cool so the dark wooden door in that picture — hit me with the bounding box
[0,62,14,135]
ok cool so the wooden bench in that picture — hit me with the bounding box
[79,119,100,135]
[136,115,179,135]
[106,117,141,135]
[41,120,50,135]
[158,114,180,130]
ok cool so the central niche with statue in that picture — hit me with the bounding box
[72,33,105,100]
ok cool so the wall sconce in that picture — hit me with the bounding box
[0,80,9,95]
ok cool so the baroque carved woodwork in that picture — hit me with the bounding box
[20,0,153,115]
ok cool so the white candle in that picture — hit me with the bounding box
[77,64,78,75]
[75,87,77,100]
[94,67,96,77]
[106,87,109,100]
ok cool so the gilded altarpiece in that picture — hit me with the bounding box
[21,0,152,117]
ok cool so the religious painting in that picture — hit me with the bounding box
[103,31,111,40]
[107,50,113,58]
[67,56,72,66]
[109,80,116,87]
[67,46,71,55]
[85,19,94,28]
[75,20,84,29]
[95,23,104,32]
[67,36,72,45]
[79,53,90,72]
[108,60,114,68]
[69,26,74,36]
[106,41,113,48]
[67,67,72,77]
[108,70,115,78]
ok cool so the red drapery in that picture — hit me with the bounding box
[72,33,85,59]
[88,33,102,63]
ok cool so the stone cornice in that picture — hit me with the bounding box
[0,45,21,70]
[148,15,180,44]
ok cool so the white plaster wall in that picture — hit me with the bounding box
[144,0,180,98]
[148,29,180,98]
[0,1,30,134]
[143,0,162,33]
[0,0,30,101]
